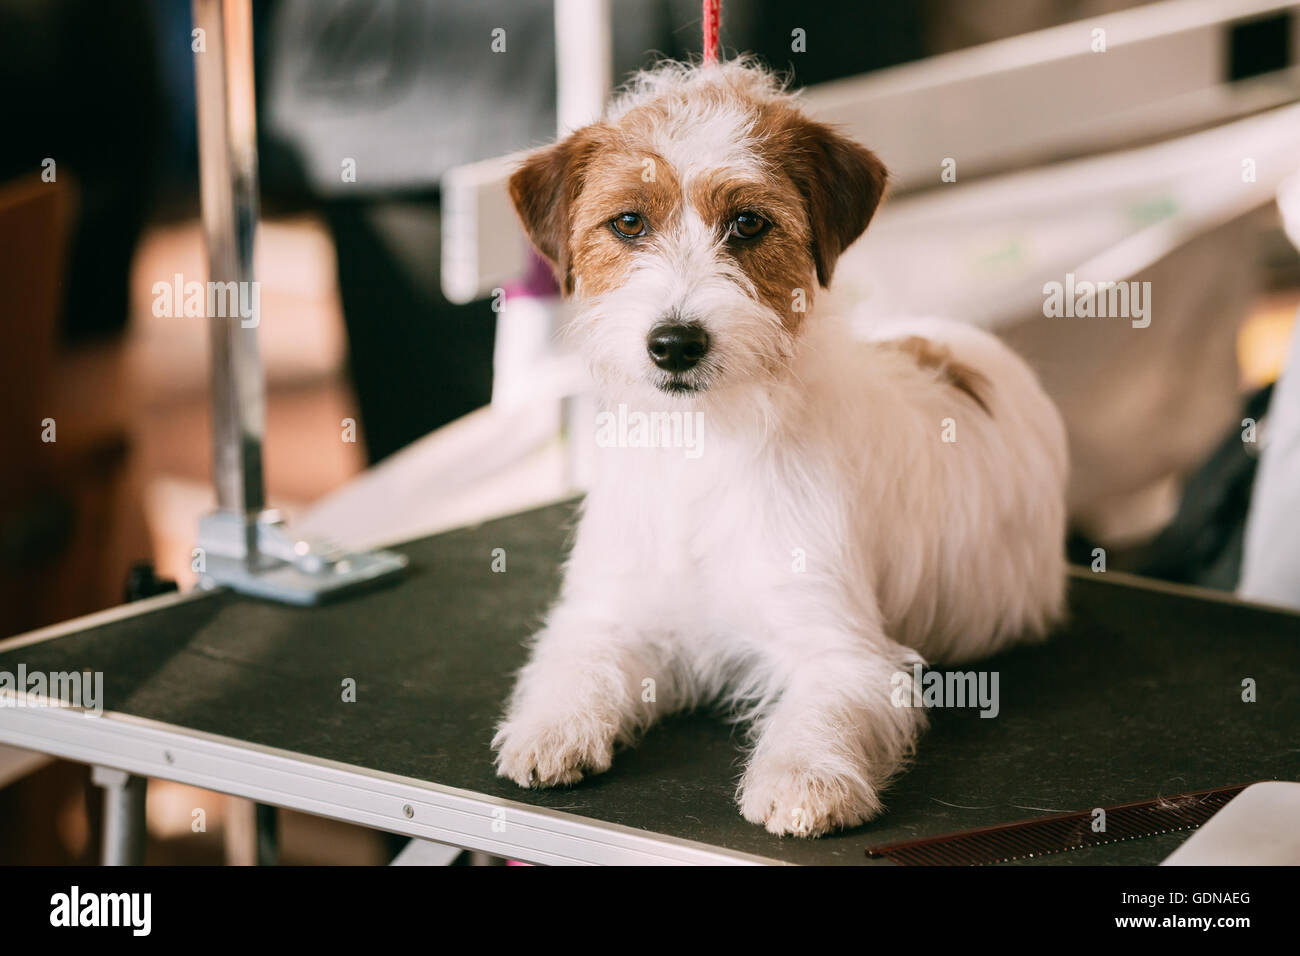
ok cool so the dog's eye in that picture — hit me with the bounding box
[610,213,647,238]
[731,212,768,240]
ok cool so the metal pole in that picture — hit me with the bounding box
[92,766,147,866]
[188,0,406,603]
[554,0,611,489]
[554,0,612,135]
[193,0,265,543]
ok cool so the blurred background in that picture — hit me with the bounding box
[1,0,1297,863]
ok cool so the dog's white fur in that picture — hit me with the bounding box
[492,61,1068,836]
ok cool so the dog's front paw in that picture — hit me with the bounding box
[739,756,884,837]
[492,709,618,788]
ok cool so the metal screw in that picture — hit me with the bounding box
[403,804,414,819]
[164,751,174,764]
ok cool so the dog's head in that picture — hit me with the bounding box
[509,59,887,402]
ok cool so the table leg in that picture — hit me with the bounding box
[255,802,278,866]
[92,766,146,866]
[223,796,278,865]
[389,839,464,866]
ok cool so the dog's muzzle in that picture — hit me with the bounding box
[648,322,709,393]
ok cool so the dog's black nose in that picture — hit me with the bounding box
[647,323,709,372]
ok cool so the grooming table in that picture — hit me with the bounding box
[1,500,1296,865]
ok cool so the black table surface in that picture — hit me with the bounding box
[3,501,1297,865]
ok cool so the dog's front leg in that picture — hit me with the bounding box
[492,600,670,788]
[738,630,927,837]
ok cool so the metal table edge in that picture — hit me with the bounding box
[0,699,780,866]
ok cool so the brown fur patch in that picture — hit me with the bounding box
[567,143,684,298]
[508,126,606,295]
[884,336,993,415]
[690,170,815,331]
[751,104,888,286]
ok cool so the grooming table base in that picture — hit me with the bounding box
[1,501,1297,865]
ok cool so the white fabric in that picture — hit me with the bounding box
[1239,172,1300,610]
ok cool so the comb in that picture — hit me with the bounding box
[865,784,1250,865]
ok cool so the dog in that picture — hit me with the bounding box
[492,59,1068,837]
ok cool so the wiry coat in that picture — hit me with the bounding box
[493,60,1068,836]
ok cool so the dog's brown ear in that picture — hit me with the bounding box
[508,128,600,296]
[783,119,888,287]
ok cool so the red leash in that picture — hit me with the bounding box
[702,0,720,64]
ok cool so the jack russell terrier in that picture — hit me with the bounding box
[492,59,1068,837]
